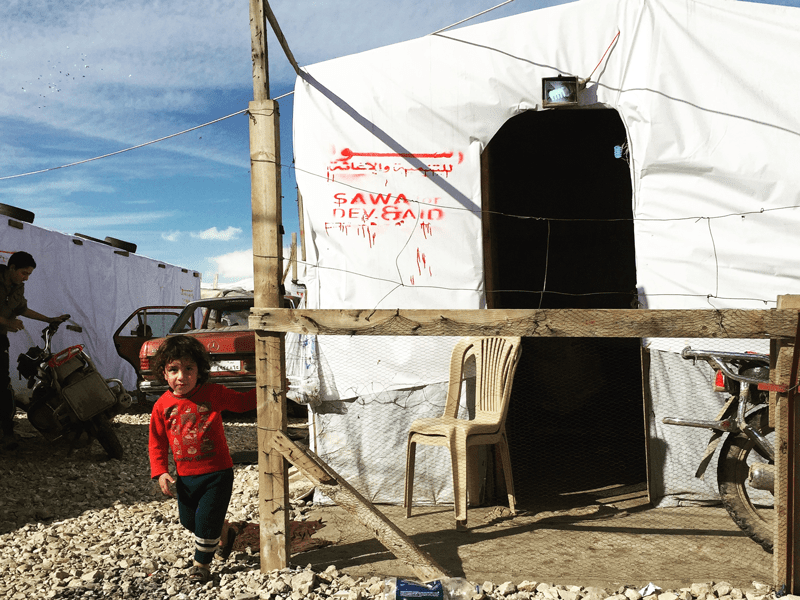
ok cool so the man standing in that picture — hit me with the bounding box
[0,251,69,449]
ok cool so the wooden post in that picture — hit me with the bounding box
[249,0,269,101]
[270,431,449,582]
[291,232,298,283]
[281,234,296,285]
[249,0,290,571]
[774,295,800,591]
[297,189,306,263]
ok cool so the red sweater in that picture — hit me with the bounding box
[149,383,257,478]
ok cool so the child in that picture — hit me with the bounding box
[148,335,257,583]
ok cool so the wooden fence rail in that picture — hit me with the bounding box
[250,307,798,338]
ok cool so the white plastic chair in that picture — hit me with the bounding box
[404,336,523,529]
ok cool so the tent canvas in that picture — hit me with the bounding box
[1,221,200,398]
[290,0,800,506]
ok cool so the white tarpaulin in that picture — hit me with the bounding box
[1,221,200,396]
[293,0,800,505]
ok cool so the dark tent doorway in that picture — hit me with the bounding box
[481,108,646,509]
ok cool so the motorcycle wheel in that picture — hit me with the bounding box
[90,413,124,460]
[717,405,774,553]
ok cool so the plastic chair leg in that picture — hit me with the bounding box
[448,429,469,526]
[404,439,417,518]
[497,435,516,514]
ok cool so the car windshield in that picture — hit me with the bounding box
[169,298,254,333]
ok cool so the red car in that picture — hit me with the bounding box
[114,293,297,397]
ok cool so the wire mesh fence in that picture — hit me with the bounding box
[284,333,775,586]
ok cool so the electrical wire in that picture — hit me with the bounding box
[538,220,550,309]
[0,90,297,182]
[587,30,620,82]
[430,0,517,36]
[260,251,777,306]
[8,103,785,229]
[0,109,248,181]
[706,217,719,298]
[279,159,789,307]
[288,161,800,225]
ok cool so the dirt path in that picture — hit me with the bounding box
[294,486,773,590]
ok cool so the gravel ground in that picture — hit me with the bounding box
[0,403,783,600]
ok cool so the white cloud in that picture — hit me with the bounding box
[161,231,181,242]
[0,176,115,197]
[0,184,177,234]
[30,207,175,233]
[204,277,254,292]
[192,226,242,241]
[0,0,256,176]
[209,244,299,290]
[0,0,545,183]
[124,199,158,206]
[212,248,253,280]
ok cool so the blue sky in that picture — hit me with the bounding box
[1,0,797,289]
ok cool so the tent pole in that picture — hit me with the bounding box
[298,189,306,263]
[291,232,297,283]
[249,0,290,572]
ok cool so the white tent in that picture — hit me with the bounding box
[0,219,200,397]
[291,0,800,506]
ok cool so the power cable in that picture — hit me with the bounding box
[262,252,777,306]
[0,110,247,181]
[0,89,295,182]
[587,30,620,82]
[286,161,800,225]
[430,0,517,36]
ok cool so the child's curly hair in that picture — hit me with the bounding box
[151,335,212,385]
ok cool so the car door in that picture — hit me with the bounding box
[113,307,188,378]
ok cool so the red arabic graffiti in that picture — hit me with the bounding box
[322,148,456,251]
[410,247,433,285]
[327,148,464,182]
[322,222,381,248]
[360,225,377,248]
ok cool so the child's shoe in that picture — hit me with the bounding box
[189,563,211,583]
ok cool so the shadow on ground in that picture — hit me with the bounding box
[292,484,773,590]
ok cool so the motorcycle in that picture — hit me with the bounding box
[663,346,774,552]
[15,319,131,460]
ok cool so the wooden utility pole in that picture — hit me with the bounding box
[249,0,290,571]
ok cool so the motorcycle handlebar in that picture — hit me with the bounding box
[681,346,768,362]
[681,345,770,385]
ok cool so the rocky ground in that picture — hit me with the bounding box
[0,403,784,600]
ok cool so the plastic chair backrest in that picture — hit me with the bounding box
[443,336,522,424]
